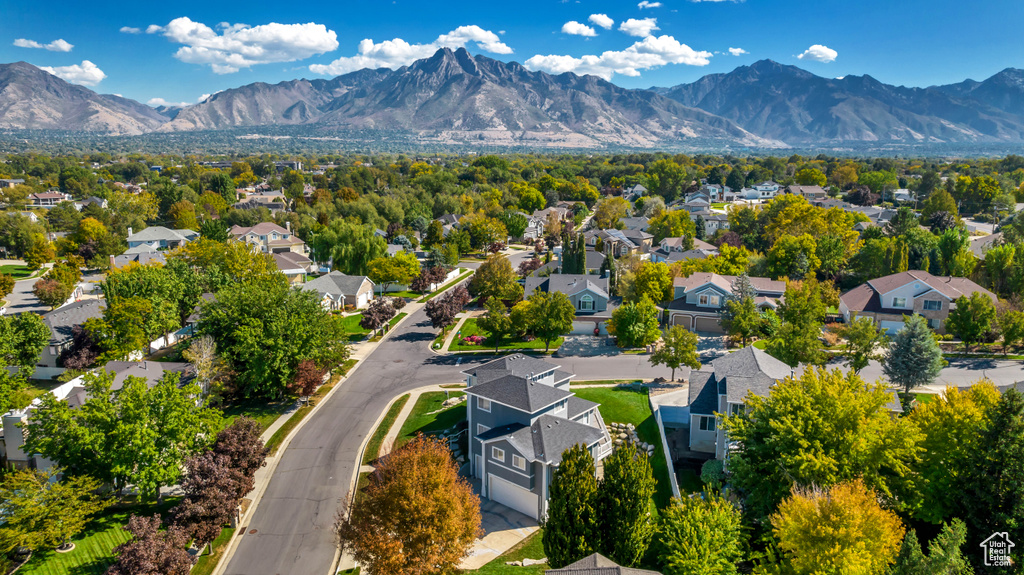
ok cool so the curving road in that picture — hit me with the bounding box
[223,261,668,575]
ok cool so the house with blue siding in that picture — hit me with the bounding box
[462,354,612,519]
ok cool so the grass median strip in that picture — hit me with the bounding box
[191,526,236,575]
[362,394,411,464]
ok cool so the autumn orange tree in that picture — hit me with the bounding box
[335,434,481,575]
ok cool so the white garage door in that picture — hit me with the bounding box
[880,320,903,335]
[488,474,538,519]
[572,321,599,335]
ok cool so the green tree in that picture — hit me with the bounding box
[0,311,50,373]
[630,261,673,303]
[883,315,945,395]
[424,219,445,247]
[649,325,700,381]
[608,297,661,348]
[723,368,921,520]
[722,296,761,347]
[208,172,237,203]
[542,445,599,568]
[890,520,974,575]
[0,273,13,301]
[839,314,886,373]
[469,253,523,302]
[24,370,220,500]
[959,389,1024,563]
[0,468,111,555]
[527,291,575,352]
[658,491,743,575]
[198,275,348,398]
[795,167,827,187]
[766,320,826,367]
[477,296,512,352]
[771,479,905,575]
[767,234,820,280]
[945,293,997,352]
[367,251,420,295]
[593,196,630,229]
[908,382,999,524]
[199,218,229,242]
[999,309,1024,354]
[597,444,656,566]
[647,211,696,244]
[310,220,388,276]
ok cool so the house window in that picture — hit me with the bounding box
[477,398,491,412]
[491,447,505,461]
[699,294,721,307]
[698,416,716,431]
[699,294,709,305]
[928,318,941,329]
[923,300,941,311]
[579,294,594,311]
[512,455,526,470]
[477,424,490,435]
[892,297,907,308]
[730,404,743,416]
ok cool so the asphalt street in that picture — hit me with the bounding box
[222,294,669,575]
[4,275,48,315]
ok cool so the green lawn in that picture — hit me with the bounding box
[752,340,767,350]
[191,526,235,575]
[449,318,564,352]
[0,264,38,279]
[339,313,371,343]
[572,380,640,386]
[363,394,410,464]
[384,289,420,299]
[913,392,938,405]
[19,498,181,575]
[572,387,674,508]
[676,467,703,494]
[220,398,293,433]
[418,269,472,303]
[395,391,466,449]
[472,531,547,575]
[369,312,408,341]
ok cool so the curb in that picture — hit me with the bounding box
[212,310,419,575]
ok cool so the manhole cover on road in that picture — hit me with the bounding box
[249,529,258,534]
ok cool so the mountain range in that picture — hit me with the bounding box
[2,48,1023,149]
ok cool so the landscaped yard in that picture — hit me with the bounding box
[362,393,410,464]
[18,498,181,575]
[448,318,564,352]
[472,531,547,575]
[572,386,674,508]
[220,397,293,433]
[339,313,370,343]
[395,391,466,450]
[418,268,471,303]
[0,264,39,280]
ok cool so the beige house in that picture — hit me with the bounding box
[666,273,785,333]
[229,222,307,254]
[839,270,997,334]
[301,271,375,310]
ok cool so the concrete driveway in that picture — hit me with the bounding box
[460,483,540,569]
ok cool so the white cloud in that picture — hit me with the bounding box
[588,14,614,29]
[525,34,711,80]
[13,38,74,52]
[120,26,142,34]
[618,18,659,37]
[562,21,597,37]
[638,1,662,8]
[199,93,212,103]
[39,60,106,86]
[147,17,339,74]
[728,47,747,56]
[797,44,837,63]
[309,25,512,76]
[147,97,189,107]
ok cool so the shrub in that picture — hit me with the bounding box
[821,330,841,347]
[391,297,406,310]
[700,459,726,487]
[462,335,486,345]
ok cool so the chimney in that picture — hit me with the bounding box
[286,221,291,233]
[109,254,115,269]
[127,227,133,237]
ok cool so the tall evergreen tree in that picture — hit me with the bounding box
[882,315,945,395]
[694,214,706,240]
[597,444,657,566]
[542,445,599,568]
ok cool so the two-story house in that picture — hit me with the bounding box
[525,274,614,335]
[666,273,785,333]
[463,354,612,519]
[650,238,718,264]
[229,222,307,254]
[839,270,997,334]
[28,191,73,208]
[38,300,104,368]
[753,180,780,199]
[584,229,640,258]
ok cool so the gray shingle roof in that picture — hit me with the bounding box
[524,274,609,300]
[546,553,662,575]
[301,271,372,299]
[467,374,573,412]
[128,226,193,243]
[486,415,606,464]
[567,396,599,419]
[466,353,561,382]
[43,300,105,344]
[687,370,717,415]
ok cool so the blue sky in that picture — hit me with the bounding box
[2,0,1022,106]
